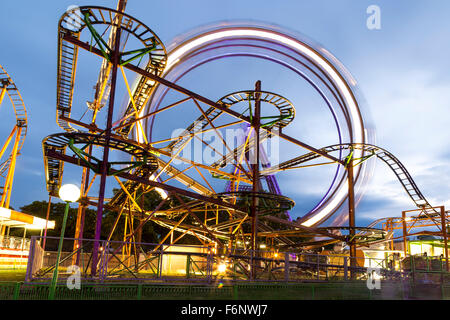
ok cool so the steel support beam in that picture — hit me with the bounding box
[440,206,449,272]
[91,2,125,276]
[347,157,357,279]
[250,81,261,280]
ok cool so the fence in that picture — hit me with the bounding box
[0,281,449,300]
[26,236,407,283]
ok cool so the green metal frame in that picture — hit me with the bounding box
[83,11,158,67]
[68,138,149,176]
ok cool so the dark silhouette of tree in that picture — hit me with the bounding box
[13,188,202,250]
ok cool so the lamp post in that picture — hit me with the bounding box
[48,184,80,300]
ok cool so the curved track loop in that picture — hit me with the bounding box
[42,132,158,196]
[217,90,296,129]
[57,6,166,133]
[0,65,27,175]
[262,143,435,214]
[148,205,295,246]
[263,226,386,246]
[217,191,295,215]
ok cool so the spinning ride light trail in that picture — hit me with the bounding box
[141,23,372,227]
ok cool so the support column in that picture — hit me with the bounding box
[0,85,7,107]
[347,156,357,279]
[1,126,22,208]
[440,206,449,272]
[402,210,408,258]
[73,144,93,266]
[0,126,17,161]
[250,80,261,280]
[42,195,52,251]
[134,191,144,271]
[91,4,124,276]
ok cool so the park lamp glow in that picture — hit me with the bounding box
[217,262,227,273]
[59,184,80,203]
[49,183,80,300]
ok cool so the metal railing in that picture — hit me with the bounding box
[0,280,449,300]
[26,236,406,283]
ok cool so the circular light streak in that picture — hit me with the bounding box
[136,23,374,227]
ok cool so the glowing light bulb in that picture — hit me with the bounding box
[217,263,227,273]
[59,184,80,202]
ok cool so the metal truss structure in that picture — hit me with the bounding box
[379,206,449,271]
[40,2,447,280]
[0,64,27,213]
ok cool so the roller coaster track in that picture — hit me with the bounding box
[165,91,294,155]
[217,191,295,215]
[0,65,27,199]
[133,193,295,245]
[0,66,27,151]
[42,132,158,196]
[164,105,225,153]
[151,210,295,246]
[261,143,436,214]
[107,157,214,210]
[218,90,295,129]
[56,6,166,133]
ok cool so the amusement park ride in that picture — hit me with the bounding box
[2,0,448,280]
[0,65,56,267]
[0,64,27,211]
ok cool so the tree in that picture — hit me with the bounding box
[17,200,97,251]
[14,188,208,251]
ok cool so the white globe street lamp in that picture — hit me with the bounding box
[49,183,81,300]
[58,184,80,203]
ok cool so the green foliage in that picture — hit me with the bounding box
[16,200,97,251]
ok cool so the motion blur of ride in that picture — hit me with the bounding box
[0,0,447,292]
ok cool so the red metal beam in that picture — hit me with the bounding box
[45,148,244,213]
